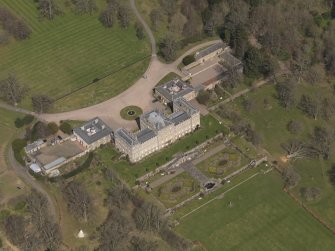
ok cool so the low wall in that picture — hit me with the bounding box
[136,133,224,183]
[44,149,89,175]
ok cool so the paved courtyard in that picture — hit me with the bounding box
[35,140,84,165]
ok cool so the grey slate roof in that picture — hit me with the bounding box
[173,98,198,115]
[116,128,157,146]
[195,42,225,61]
[155,78,194,102]
[136,128,156,143]
[73,117,113,145]
[169,110,190,125]
[115,128,137,146]
[141,109,173,130]
[24,139,44,153]
[43,157,66,171]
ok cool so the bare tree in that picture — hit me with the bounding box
[63,181,93,222]
[281,140,313,161]
[0,6,31,39]
[31,94,54,113]
[97,208,130,250]
[37,0,62,20]
[106,184,131,209]
[0,74,28,105]
[26,189,49,229]
[72,0,97,15]
[129,236,158,251]
[118,5,131,28]
[4,215,26,247]
[299,95,320,120]
[275,81,296,109]
[100,9,114,27]
[159,34,179,61]
[150,9,161,31]
[282,167,300,189]
[133,201,165,233]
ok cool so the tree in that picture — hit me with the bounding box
[328,164,335,187]
[160,0,177,18]
[133,201,165,233]
[182,13,203,37]
[25,189,62,250]
[72,0,97,15]
[47,122,59,134]
[286,120,303,134]
[182,55,195,66]
[196,90,210,105]
[321,97,335,120]
[31,94,54,113]
[0,74,28,105]
[299,95,320,120]
[63,181,93,222]
[105,184,131,209]
[32,121,51,140]
[59,121,73,134]
[159,34,179,61]
[311,126,334,160]
[130,236,158,251]
[150,9,161,31]
[281,139,313,161]
[275,81,296,109]
[26,189,49,229]
[100,9,114,27]
[118,5,131,28]
[282,167,300,189]
[135,22,145,40]
[300,187,321,201]
[37,0,62,20]
[98,208,130,250]
[0,6,31,40]
[4,215,26,247]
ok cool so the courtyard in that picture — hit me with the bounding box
[34,140,84,166]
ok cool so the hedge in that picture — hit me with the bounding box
[11,139,27,166]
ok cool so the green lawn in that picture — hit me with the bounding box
[0,108,23,145]
[176,171,335,251]
[0,0,150,112]
[120,105,143,120]
[215,82,335,230]
[112,114,227,185]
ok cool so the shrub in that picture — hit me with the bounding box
[182,55,195,66]
[300,187,321,201]
[11,138,27,166]
[196,90,210,105]
[14,118,25,128]
[59,121,73,135]
[171,184,182,193]
[14,114,34,128]
[47,122,59,134]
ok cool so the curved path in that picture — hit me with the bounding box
[40,37,221,128]
[1,0,221,130]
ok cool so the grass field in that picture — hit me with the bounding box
[0,0,150,111]
[176,171,335,251]
[216,82,335,230]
